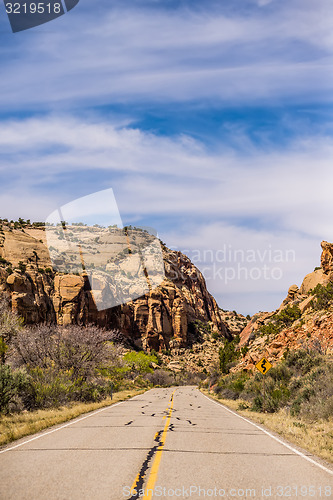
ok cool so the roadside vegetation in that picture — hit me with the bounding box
[0,297,200,436]
[202,345,333,463]
[201,279,333,463]
[207,348,333,417]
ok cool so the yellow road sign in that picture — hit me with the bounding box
[255,357,272,375]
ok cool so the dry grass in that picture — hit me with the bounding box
[201,389,333,465]
[0,388,146,448]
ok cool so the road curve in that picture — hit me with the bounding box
[0,386,332,499]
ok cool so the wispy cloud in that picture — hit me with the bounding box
[1,114,332,236]
[1,0,332,313]
[0,113,331,313]
[0,0,332,111]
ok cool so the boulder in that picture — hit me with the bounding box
[299,295,314,314]
[299,269,327,295]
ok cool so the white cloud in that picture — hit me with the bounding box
[1,115,332,235]
[0,0,332,110]
[0,114,331,313]
[164,221,321,313]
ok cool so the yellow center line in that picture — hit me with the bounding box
[128,390,176,498]
[143,390,176,499]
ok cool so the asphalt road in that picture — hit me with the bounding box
[0,387,332,500]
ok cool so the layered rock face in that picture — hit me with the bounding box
[0,225,229,351]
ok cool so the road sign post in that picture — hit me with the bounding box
[255,357,272,412]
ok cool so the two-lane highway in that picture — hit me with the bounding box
[0,387,332,499]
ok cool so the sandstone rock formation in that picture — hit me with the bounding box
[0,223,230,351]
[321,240,333,278]
[237,240,333,371]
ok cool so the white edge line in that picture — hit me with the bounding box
[199,390,333,477]
[0,391,146,455]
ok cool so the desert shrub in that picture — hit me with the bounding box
[9,324,125,409]
[257,305,301,338]
[123,351,158,376]
[149,349,163,365]
[17,261,26,273]
[0,364,28,414]
[298,363,333,420]
[0,297,24,364]
[219,336,240,374]
[21,368,115,409]
[278,305,302,326]
[145,369,174,387]
[22,366,74,409]
[187,320,210,345]
[213,371,249,400]
[75,378,112,403]
[311,282,333,310]
[12,324,120,380]
[177,371,205,386]
[252,395,263,411]
[283,348,321,375]
[258,322,280,337]
[217,347,331,418]
[268,364,291,383]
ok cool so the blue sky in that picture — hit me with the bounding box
[0,0,332,314]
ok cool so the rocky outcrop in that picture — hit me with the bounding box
[237,240,333,371]
[298,241,333,295]
[321,240,333,278]
[299,269,326,295]
[219,310,248,335]
[0,225,230,351]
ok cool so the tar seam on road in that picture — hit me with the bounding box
[128,389,176,500]
[0,392,148,455]
[200,390,333,476]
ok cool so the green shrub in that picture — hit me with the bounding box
[257,305,301,338]
[216,347,331,418]
[219,336,240,374]
[311,282,333,310]
[283,349,321,375]
[241,346,249,356]
[277,305,302,326]
[150,349,162,365]
[123,351,158,375]
[0,365,28,414]
[0,298,24,364]
[23,366,74,409]
[258,322,280,337]
[17,261,26,273]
